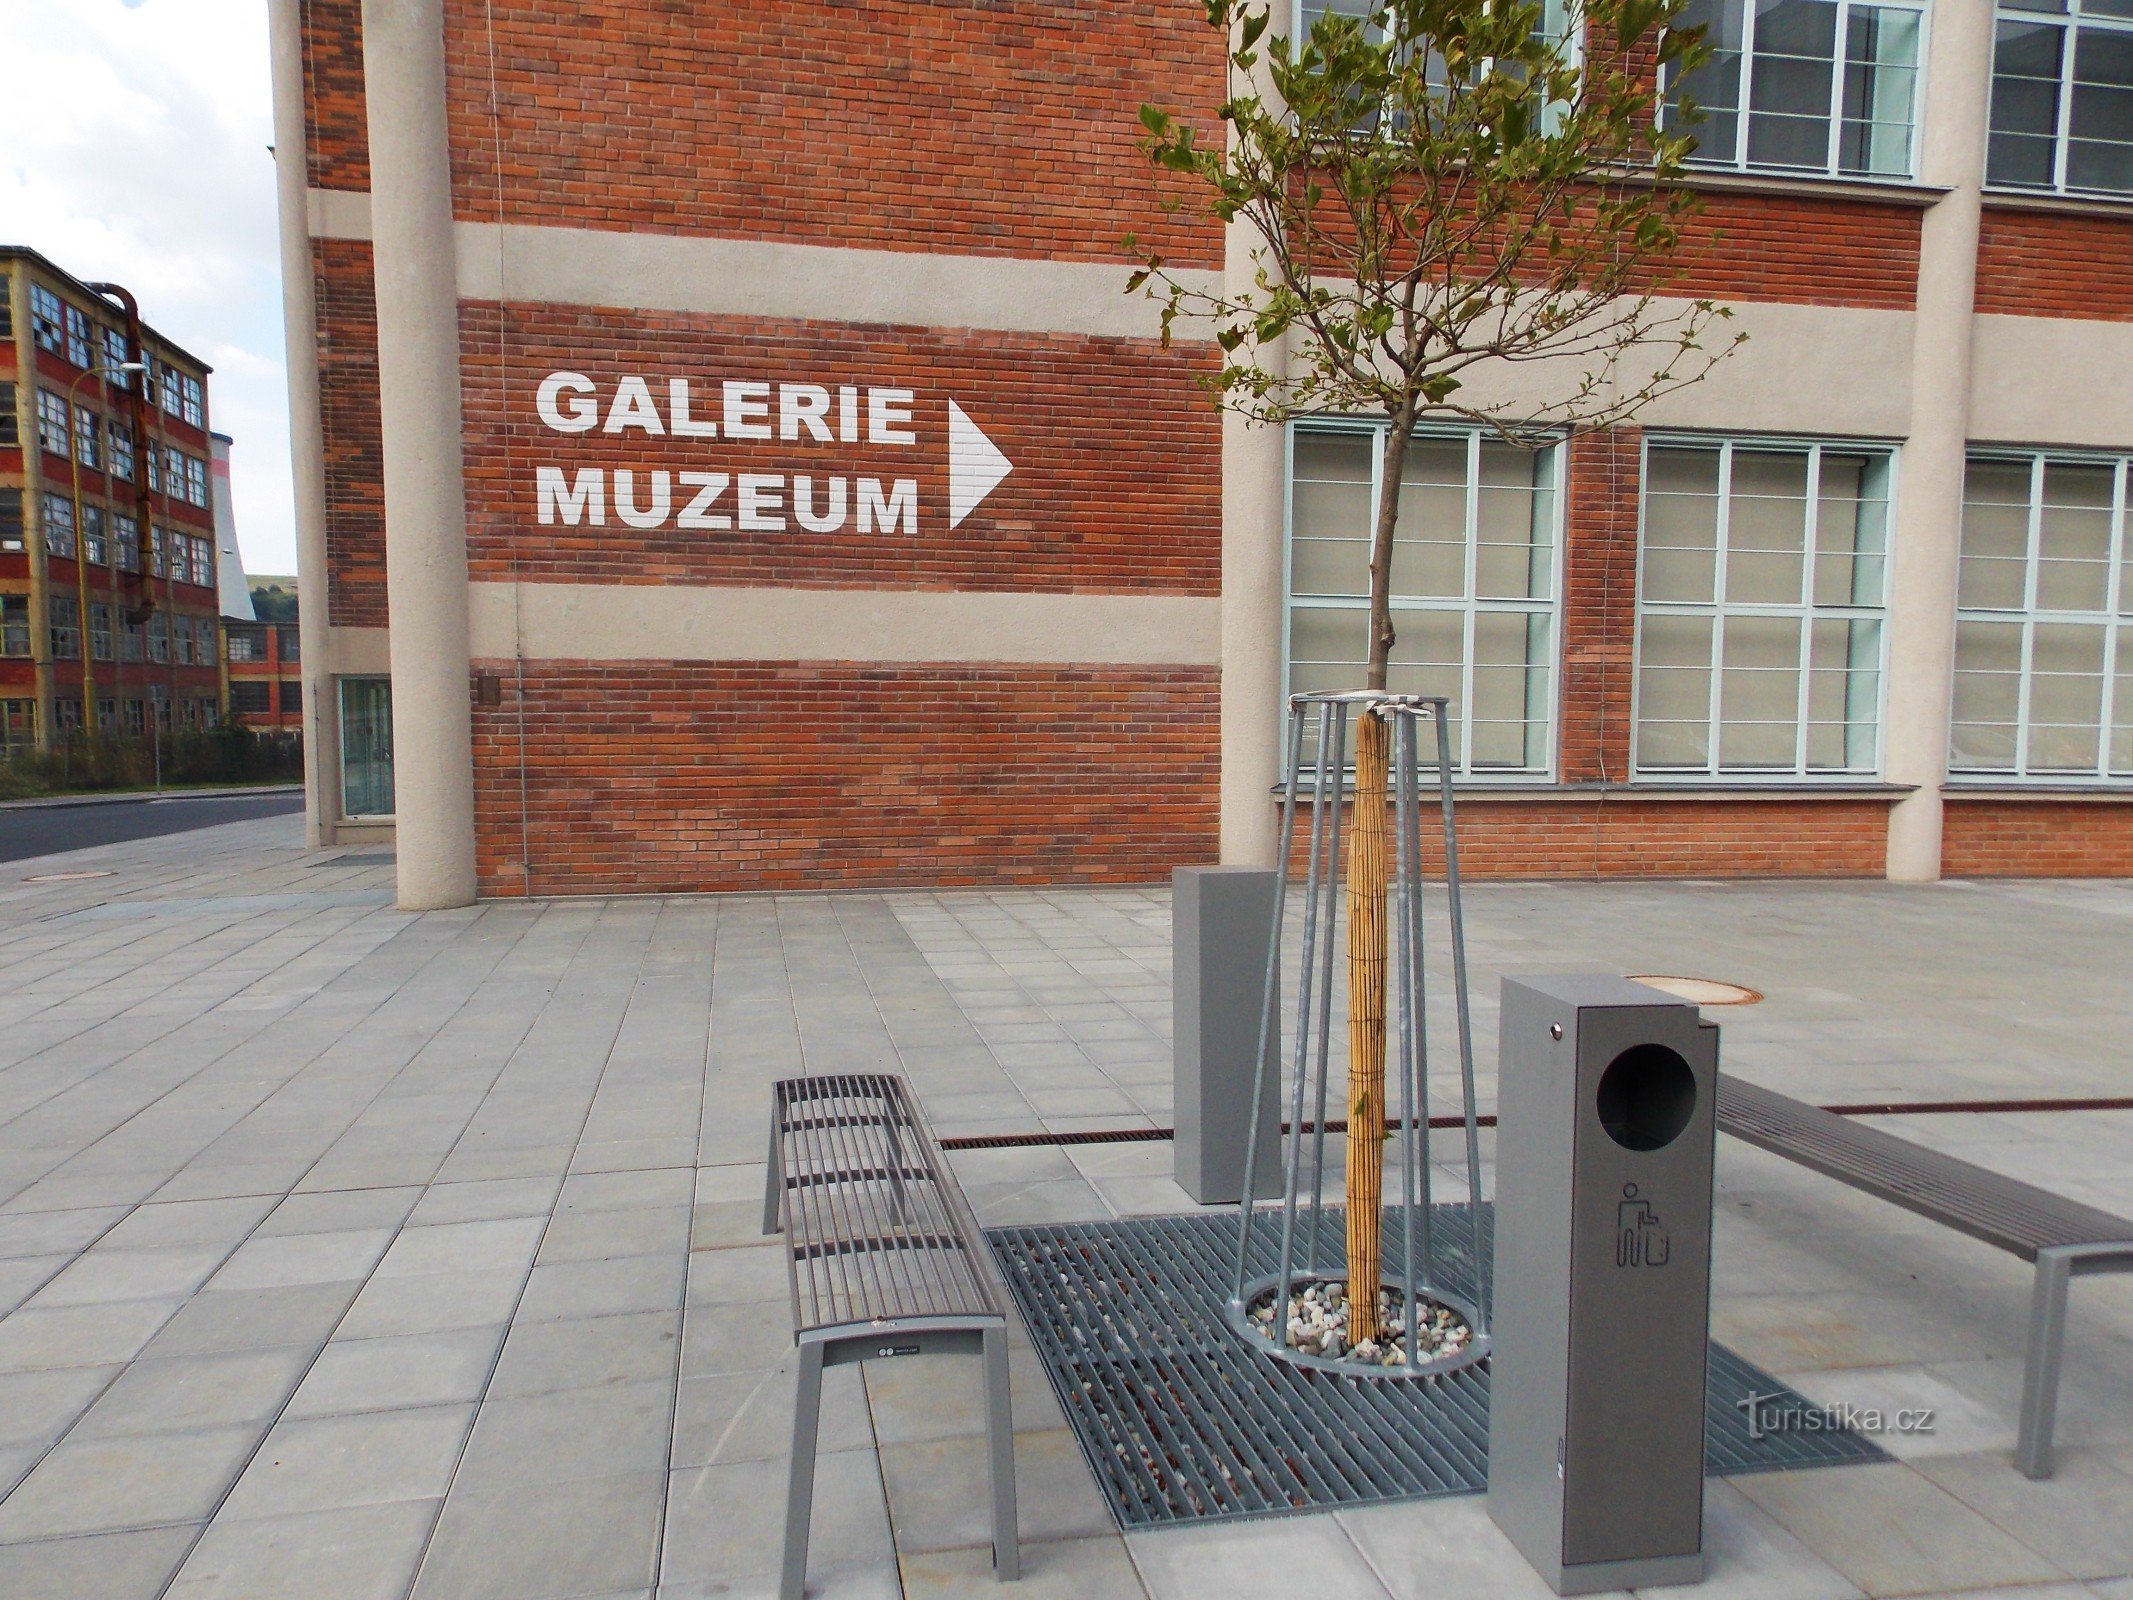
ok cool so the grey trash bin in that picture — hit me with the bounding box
[1487,975,1719,1596]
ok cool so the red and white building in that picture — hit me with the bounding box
[272,1,2133,905]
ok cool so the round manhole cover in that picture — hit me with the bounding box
[1626,974,1763,1006]
[25,870,116,883]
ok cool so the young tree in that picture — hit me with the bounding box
[1131,0,1737,1344]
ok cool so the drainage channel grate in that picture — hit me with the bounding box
[988,1206,1884,1530]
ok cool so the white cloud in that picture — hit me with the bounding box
[0,0,296,577]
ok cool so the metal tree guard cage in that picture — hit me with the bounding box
[1228,691,1491,1379]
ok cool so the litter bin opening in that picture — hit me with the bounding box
[1595,1044,1697,1151]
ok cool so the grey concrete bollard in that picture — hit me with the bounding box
[1487,975,1720,1597]
[1172,866,1282,1205]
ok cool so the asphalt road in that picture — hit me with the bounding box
[0,790,305,865]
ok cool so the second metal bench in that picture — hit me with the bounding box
[1717,1074,2133,1478]
[763,1073,1019,1599]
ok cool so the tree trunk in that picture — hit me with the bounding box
[1344,413,1413,1346]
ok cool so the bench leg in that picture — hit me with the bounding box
[781,1339,826,1600]
[763,1113,785,1236]
[983,1324,1019,1580]
[2018,1248,2074,1480]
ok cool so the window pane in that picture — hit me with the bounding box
[1474,441,1555,601]
[1720,614,1804,768]
[1814,451,1890,605]
[2114,658,2133,774]
[2028,621,2107,769]
[1291,431,1373,597]
[1671,0,1746,160]
[1470,610,1550,769]
[2035,461,2115,611]
[2069,23,2133,191]
[1390,437,1470,599]
[1951,617,2023,774]
[340,678,396,818]
[1838,6,1919,175]
[1643,446,1721,604]
[1725,448,1810,605]
[1746,0,1839,170]
[1989,17,2067,187]
[1387,609,1469,762]
[1959,458,2034,610]
[1637,613,1714,768]
[1805,616,1880,770]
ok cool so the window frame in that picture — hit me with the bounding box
[29,285,65,355]
[1664,0,1932,183]
[1989,0,2133,199]
[1950,447,2133,784]
[1283,414,1569,784]
[339,676,397,821]
[1630,431,1899,784]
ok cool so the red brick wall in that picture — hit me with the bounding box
[441,0,1223,266]
[1665,191,1921,309]
[469,660,1221,895]
[315,239,387,628]
[1941,799,2133,876]
[304,0,370,191]
[1975,206,2133,321]
[457,303,1222,593]
[1559,428,1640,784]
[1287,797,1891,879]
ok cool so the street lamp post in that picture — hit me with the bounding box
[63,360,147,751]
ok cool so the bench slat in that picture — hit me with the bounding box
[772,1073,1002,1334]
[1717,1076,2133,1261]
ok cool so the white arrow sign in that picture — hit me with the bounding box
[947,400,1013,530]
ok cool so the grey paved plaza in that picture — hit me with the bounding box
[0,813,2130,1599]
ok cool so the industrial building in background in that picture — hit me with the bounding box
[1,245,224,754]
[271,1,2133,908]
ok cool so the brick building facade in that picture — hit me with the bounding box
[272,1,2133,904]
[1,248,223,754]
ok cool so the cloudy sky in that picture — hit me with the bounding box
[2,0,294,576]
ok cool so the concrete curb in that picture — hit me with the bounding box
[0,784,304,815]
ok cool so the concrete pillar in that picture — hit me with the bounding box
[268,0,338,848]
[361,0,477,908]
[1218,19,1290,869]
[1883,3,1994,882]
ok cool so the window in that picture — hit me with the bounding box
[175,617,194,665]
[44,494,76,559]
[195,537,215,587]
[230,681,271,715]
[0,490,21,554]
[121,699,144,737]
[280,627,300,663]
[36,391,69,458]
[74,406,101,471]
[90,604,112,663]
[159,363,184,418]
[340,677,396,817]
[185,456,209,509]
[195,617,216,663]
[1664,0,1925,179]
[226,626,262,663]
[103,328,132,387]
[150,526,167,578]
[96,699,117,733]
[1990,1,2133,195]
[1288,422,1562,776]
[30,285,64,354]
[148,614,169,665]
[1,597,28,658]
[1635,437,1892,777]
[1951,452,2133,779]
[146,444,160,493]
[0,288,11,339]
[108,422,134,482]
[54,698,81,738]
[82,505,107,567]
[0,381,14,447]
[180,375,204,428]
[1,701,35,750]
[121,616,142,663]
[113,512,139,572]
[50,596,81,662]
[63,303,93,368]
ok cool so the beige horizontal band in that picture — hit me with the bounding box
[304,189,1211,340]
[466,582,1223,666]
[1971,314,2133,450]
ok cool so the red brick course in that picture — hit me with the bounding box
[315,239,388,628]
[440,0,1224,267]
[1559,428,1641,785]
[1666,190,1921,309]
[1975,205,2133,321]
[304,0,370,192]
[469,659,1222,895]
[458,302,1222,594]
[1940,798,2133,876]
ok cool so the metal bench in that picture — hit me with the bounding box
[1717,1075,2133,1478]
[762,1073,1018,1599]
